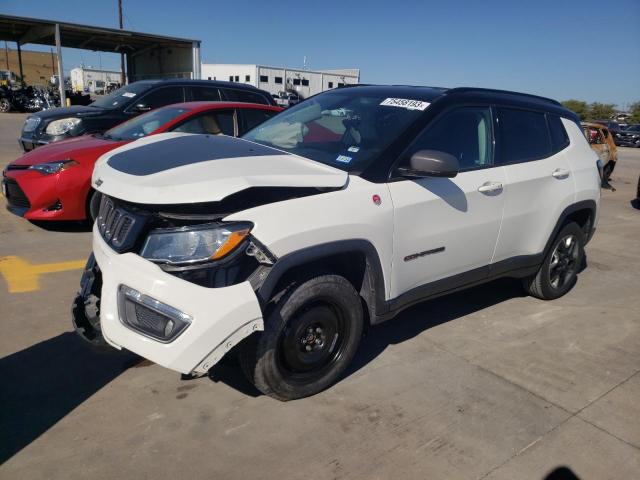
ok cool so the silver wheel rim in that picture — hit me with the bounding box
[548,234,579,289]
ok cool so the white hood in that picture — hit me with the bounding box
[92,133,348,204]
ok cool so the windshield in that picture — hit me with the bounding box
[90,82,151,109]
[625,125,639,132]
[104,106,189,141]
[243,91,429,172]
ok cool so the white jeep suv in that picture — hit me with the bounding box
[73,86,601,400]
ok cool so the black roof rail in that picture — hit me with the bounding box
[446,87,561,106]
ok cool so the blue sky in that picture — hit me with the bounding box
[2,0,639,107]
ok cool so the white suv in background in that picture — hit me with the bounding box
[73,85,601,401]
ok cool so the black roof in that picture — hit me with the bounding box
[131,79,267,91]
[336,84,574,120]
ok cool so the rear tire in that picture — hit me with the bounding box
[240,274,363,401]
[0,98,10,113]
[522,222,584,300]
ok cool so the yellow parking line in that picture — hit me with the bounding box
[0,255,85,293]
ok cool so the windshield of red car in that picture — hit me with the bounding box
[103,106,189,141]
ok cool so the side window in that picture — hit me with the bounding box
[240,108,278,134]
[222,88,269,105]
[547,114,570,152]
[497,108,551,164]
[133,87,184,110]
[189,86,221,101]
[171,110,236,136]
[403,106,493,171]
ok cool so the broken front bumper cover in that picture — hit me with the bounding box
[72,224,264,374]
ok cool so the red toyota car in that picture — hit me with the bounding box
[2,102,282,221]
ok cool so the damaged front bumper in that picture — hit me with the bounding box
[72,225,264,374]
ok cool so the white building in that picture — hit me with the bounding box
[70,67,122,94]
[201,64,360,99]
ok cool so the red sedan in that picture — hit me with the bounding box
[2,102,282,221]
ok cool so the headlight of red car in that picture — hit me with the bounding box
[29,159,79,175]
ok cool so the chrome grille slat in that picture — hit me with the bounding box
[97,195,137,251]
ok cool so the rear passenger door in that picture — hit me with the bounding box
[491,108,574,264]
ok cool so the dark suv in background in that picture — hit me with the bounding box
[18,79,276,151]
[591,120,627,146]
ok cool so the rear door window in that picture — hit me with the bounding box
[189,86,222,101]
[497,108,552,164]
[222,88,270,105]
[239,108,279,134]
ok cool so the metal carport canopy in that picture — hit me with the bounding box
[0,14,201,103]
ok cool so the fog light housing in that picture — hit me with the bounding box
[117,285,191,342]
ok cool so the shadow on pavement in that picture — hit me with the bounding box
[0,332,137,463]
[345,277,525,378]
[29,220,92,233]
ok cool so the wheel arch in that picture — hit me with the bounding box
[544,200,597,256]
[256,240,388,326]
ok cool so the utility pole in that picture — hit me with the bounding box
[118,0,125,85]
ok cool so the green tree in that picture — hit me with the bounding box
[562,100,589,120]
[629,102,640,123]
[588,102,616,121]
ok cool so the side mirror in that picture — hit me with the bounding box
[398,150,459,178]
[132,103,151,113]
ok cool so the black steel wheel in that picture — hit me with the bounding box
[523,222,585,300]
[240,274,363,401]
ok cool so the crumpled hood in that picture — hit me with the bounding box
[92,132,348,204]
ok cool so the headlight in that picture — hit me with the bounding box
[45,117,81,135]
[140,223,252,265]
[29,159,79,175]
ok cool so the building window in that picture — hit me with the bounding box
[275,76,283,84]
[293,78,301,86]
[301,79,309,86]
[235,75,240,82]
[328,82,333,88]
[245,75,250,82]
[260,75,268,83]
[229,76,233,82]
[338,83,345,87]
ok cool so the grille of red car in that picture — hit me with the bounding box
[3,178,31,208]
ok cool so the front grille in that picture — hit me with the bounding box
[96,195,146,252]
[3,178,31,208]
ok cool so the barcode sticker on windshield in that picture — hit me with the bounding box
[380,98,429,111]
[122,92,136,98]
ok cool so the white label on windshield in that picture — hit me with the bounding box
[380,98,429,111]
[122,92,136,98]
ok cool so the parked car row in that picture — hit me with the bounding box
[591,120,640,148]
[3,83,604,401]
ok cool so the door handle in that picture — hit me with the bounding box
[477,182,503,194]
[552,168,570,179]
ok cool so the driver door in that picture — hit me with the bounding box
[387,106,506,298]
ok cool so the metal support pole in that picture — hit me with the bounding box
[54,23,66,106]
[192,41,201,80]
[4,41,9,70]
[118,0,126,85]
[16,42,24,86]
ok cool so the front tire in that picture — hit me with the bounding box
[522,222,585,300]
[241,274,364,401]
[0,98,10,113]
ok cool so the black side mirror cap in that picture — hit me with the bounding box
[398,149,459,178]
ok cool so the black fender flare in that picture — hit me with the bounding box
[543,199,597,256]
[256,239,388,322]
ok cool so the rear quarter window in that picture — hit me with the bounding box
[497,108,552,164]
[222,88,270,105]
[547,114,570,152]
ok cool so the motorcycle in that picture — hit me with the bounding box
[0,85,60,113]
